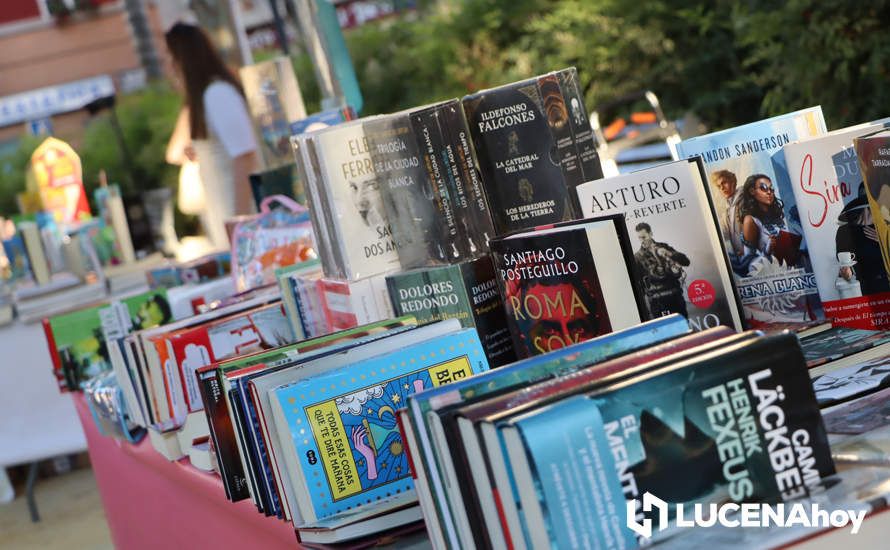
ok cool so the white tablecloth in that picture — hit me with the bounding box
[0,320,86,467]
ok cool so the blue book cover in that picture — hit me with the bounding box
[274,328,489,519]
[675,107,827,326]
[404,314,687,545]
[289,107,355,135]
[3,233,31,281]
[513,395,635,549]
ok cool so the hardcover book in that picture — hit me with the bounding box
[271,328,489,523]
[784,120,890,330]
[489,215,645,358]
[505,332,834,545]
[577,158,743,331]
[386,256,516,366]
[462,67,603,233]
[365,113,450,268]
[854,130,890,295]
[675,107,827,327]
[310,120,401,280]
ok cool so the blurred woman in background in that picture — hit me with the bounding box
[164,22,257,249]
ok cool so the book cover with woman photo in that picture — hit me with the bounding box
[784,120,890,330]
[676,107,827,327]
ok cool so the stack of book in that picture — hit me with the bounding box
[34,63,890,548]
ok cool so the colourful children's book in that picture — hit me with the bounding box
[272,328,489,524]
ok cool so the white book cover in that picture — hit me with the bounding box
[577,159,742,331]
[313,121,402,280]
[783,119,890,329]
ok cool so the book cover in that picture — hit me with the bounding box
[513,396,634,549]
[577,158,743,331]
[273,329,489,521]
[511,333,834,539]
[276,258,323,339]
[45,289,172,390]
[386,256,516,366]
[403,314,688,549]
[203,318,417,503]
[289,106,356,136]
[365,113,449,268]
[462,67,603,233]
[784,121,890,329]
[854,130,890,301]
[675,107,827,326]
[411,105,465,261]
[811,354,890,406]
[449,327,737,549]
[312,121,402,280]
[799,326,890,368]
[822,386,890,434]
[19,220,50,285]
[439,100,496,254]
[2,233,31,281]
[250,164,307,211]
[489,215,645,358]
[240,56,307,168]
[165,302,294,412]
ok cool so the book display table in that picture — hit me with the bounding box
[71,394,297,550]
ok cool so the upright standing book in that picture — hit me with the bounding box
[309,120,402,280]
[489,215,645,358]
[675,107,827,327]
[854,130,890,293]
[576,158,743,331]
[462,68,603,233]
[784,120,890,329]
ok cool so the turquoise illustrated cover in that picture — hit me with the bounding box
[515,395,635,549]
[274,328,489,518]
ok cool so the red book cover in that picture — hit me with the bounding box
[317,278,359,332]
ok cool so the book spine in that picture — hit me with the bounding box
[445,102,496,252]
[538,72,584,220]
[412,109,464,261]
[460,257,516,367]
[434,105,474,260]
[42,318,66,391]
[557,68,603,185]
[198,370,250,501]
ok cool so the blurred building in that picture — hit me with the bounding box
[0,0,167,148]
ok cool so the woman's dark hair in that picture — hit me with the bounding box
[738,173,784,225]
[164,23,243,140]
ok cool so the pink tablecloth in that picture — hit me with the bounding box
[72,394,298,550]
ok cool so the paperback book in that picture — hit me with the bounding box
[489,215,645,358]
[576,158,743,330]
[271,328,489,523]
[504,333,834,546]
[309,120,402,280]
[386,256,516,366]
[854,130,890,300]
[783,120,890,329]
[462,67,603,233]
[44,289,172,391]
[675,107,827,326]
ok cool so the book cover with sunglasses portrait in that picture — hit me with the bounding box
[676,107,827,327]
[784,119,890,330]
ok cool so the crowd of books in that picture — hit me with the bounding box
[38,66,890,548]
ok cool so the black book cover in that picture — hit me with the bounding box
[462,68,590,234]
[439,100,497,255]
[366,114,448,268]
[557,68,603,191]
[228,387,269,515]
[489,215,646,358]
[197,369,250,502]
[411,107,466,261]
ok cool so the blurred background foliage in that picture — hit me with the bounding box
[2,0,890,216]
